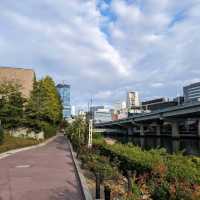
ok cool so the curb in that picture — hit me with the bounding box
[67,138,93,200]
[0,135,57,160]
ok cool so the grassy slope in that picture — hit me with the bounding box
[0,134,41,154]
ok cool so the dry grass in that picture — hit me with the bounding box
[0,134,41,154]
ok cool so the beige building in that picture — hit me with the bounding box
[0,67,35,98]
[127,91,140,109]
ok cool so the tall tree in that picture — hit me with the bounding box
[0,82,24,129]
[25,76,63,131]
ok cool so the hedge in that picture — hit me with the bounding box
[93,140,200,184]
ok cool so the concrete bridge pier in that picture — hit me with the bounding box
[171,121,180,138]
[128,127,133,136]
[172,139,180,152]
[155,124,161,136]
[169,121,180,138]
[140,124,145,136]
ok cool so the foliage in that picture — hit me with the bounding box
[85,154,119,181]
[66,118,200,199]
[25,76,63,135]
[93,138,200,199]
[40,122,57,139]
[65,116,88,151]
[0,76,62,140]
[0,126,4,144]
[0,133,40,153]
[0,82,25,129]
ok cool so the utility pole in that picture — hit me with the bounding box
[88,96,93,148]
[88,119,93,148]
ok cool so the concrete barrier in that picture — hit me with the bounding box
[67,138,93,200]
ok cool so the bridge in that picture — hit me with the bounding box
[95,101,200,138]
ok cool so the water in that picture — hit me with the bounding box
[106,135,200,156]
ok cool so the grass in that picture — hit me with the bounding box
[0,134,41,154]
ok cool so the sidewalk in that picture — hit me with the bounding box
[0,134,83,200]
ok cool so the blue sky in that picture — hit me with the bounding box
[0,0,200,109]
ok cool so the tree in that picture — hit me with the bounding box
[25,76,63,135]
[39,76,63,124]
[0,82,25,129]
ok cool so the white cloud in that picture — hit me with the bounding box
[0,0,200,107]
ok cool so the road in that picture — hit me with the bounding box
[0,134,83,200]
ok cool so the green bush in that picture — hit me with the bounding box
[0,126,4,144]
[150,181,170,200]
[40,122,57,139]
[93,139,200,185]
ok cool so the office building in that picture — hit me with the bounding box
[56,84,71,119]
[0,66,35,98]
[183,82,200,102]
[94,108,112,123]
[127,91,140,109]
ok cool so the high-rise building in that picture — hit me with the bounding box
[126,91,140,109]
[0,66,35,98]
[183,82,200,102]
[56,84,71,119]
[71,105,76,116]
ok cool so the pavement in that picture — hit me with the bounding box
[0,134,83,200]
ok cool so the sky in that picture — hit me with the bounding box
[0,0,200,109]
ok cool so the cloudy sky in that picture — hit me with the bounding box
[0,0,200,109]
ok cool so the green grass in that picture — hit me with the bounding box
[0,134,41,154]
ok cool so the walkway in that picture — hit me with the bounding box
[0,134,83,200]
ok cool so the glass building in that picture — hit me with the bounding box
[56,84,71,119]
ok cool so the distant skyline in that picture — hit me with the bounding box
[0,0,200,108]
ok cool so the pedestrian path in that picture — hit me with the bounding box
[0,134,83,200]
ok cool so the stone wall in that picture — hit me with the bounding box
[9,128,44,140]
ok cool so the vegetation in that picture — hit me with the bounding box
[0,126,4,144]
[0,76,63,141]
[25,76,63,137]
[0,133,40,153]
[65,118,200,200]
[0,82,25,129]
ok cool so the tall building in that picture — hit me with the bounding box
[0,66,35,98]
[126,91,140,109]
[94,108,112,123]
[56,84,71,119]
[183,82,200,102]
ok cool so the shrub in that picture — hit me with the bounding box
[93,140,200,185]
[40,122,57,139]
[150,180,170,200]
[0,126,4,144]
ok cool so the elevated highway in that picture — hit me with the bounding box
[95,102,200,138]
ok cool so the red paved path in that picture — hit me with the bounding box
[0,134,83,200]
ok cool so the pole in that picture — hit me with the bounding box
[88,119,93,148]
[96,172,101,199]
